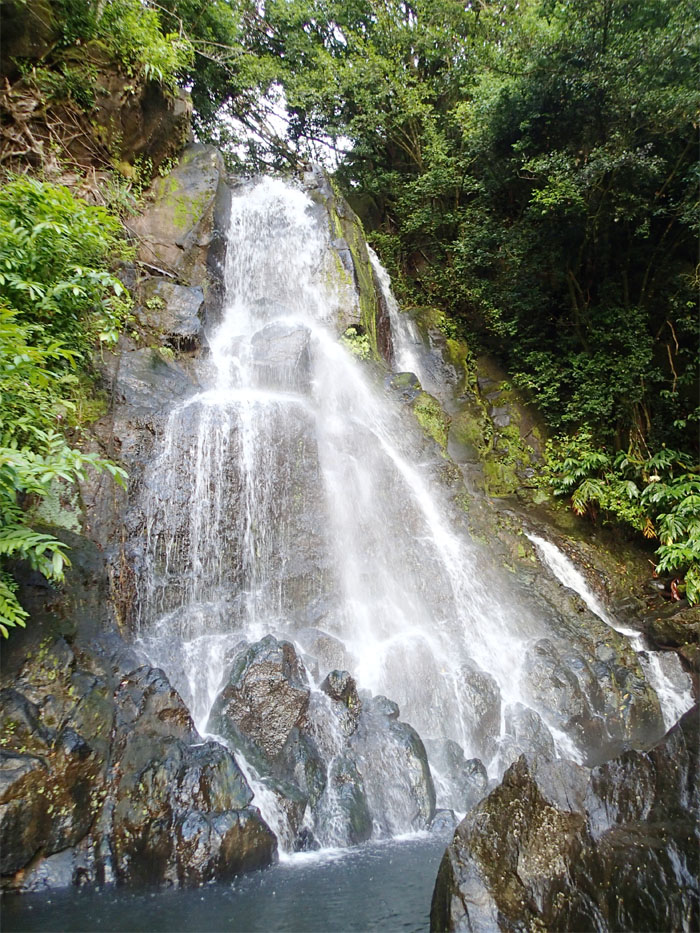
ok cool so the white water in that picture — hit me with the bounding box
[134,177,688,852]
[526,532,694,730]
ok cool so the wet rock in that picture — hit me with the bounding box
[0,688,53,750]
[351,708,436,835]
[329,756,372,845]
[110,668,276,886]
[522,636,665,764]
[294,827,321,852]
[110,346,198,417]
[208,635,311,761]
[430,809,459,834]
[273,727,326,810]
[431,706,699,932]
[643,604,700,673]
[426,739,488,813]
[136,280,205,351]
[385,371,422,403]
[294,628,352,678]
[457,659,501,761]
[0,751,49,874]
[504,703,556,764]
[320,670,362,736]
[250,322,312,392]
[367,695,400,720]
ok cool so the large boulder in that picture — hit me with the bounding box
[350,695,436,836]
[0,645,277,892]
[208,635,311,762]
[431,706,699,932]
[128,144,230,291]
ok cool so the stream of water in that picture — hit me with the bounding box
[130,176,692,859]
[526,532,694,729]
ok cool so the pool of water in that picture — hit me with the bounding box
[3,834,449,933]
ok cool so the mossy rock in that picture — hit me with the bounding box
[411,392,450,450]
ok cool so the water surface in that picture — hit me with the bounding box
[3,835,447,933]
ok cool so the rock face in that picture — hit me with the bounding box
[0,639,277,892]
[208,637,436,849]
[431,706,699,932]
[127,144,230,295]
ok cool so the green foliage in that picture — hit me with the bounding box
[340,326,371,361]
[54,0,193,91]
[0,177,132,350]
[0,178,131,634]
[544,431,700,603]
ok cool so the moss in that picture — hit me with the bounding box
[412,391,450,450]
[325,181,380,358]
[483,457,520,497]
[449,406,491,455]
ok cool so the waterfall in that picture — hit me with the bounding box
[133,177,685,853]
[526,532,694,730]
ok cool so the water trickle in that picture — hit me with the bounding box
[526,532,693,730]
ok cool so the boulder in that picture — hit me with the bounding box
[109,667,276,886]
[1,652,278,891]
[208,635,311,762]
[522,636,665,764]
[320,670,362,736]
[431,706,699,932]
[351,701,436,835]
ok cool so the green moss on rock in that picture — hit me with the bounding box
[412,392,450,450]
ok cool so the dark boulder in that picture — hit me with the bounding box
[208,635,311,762]
[431,706,699,932]
[351,702,436,835]
[320,669,362,736]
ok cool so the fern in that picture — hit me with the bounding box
[543,431,700,604]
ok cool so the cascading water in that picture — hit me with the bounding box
[526,532,694,730]
[133,175,687,855]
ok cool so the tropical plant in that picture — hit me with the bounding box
[543,431,700,603]
[0,178,131,634]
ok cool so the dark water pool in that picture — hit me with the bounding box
[2,834,448,933]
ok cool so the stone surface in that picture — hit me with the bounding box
[250,322,312,391]
[136,280,205,350]
[0,647,277,891]
[431,706,699,932]
[208,635,311,761]
[320,670,362,736]
[457,659,501,762]
[128,144,230,290]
